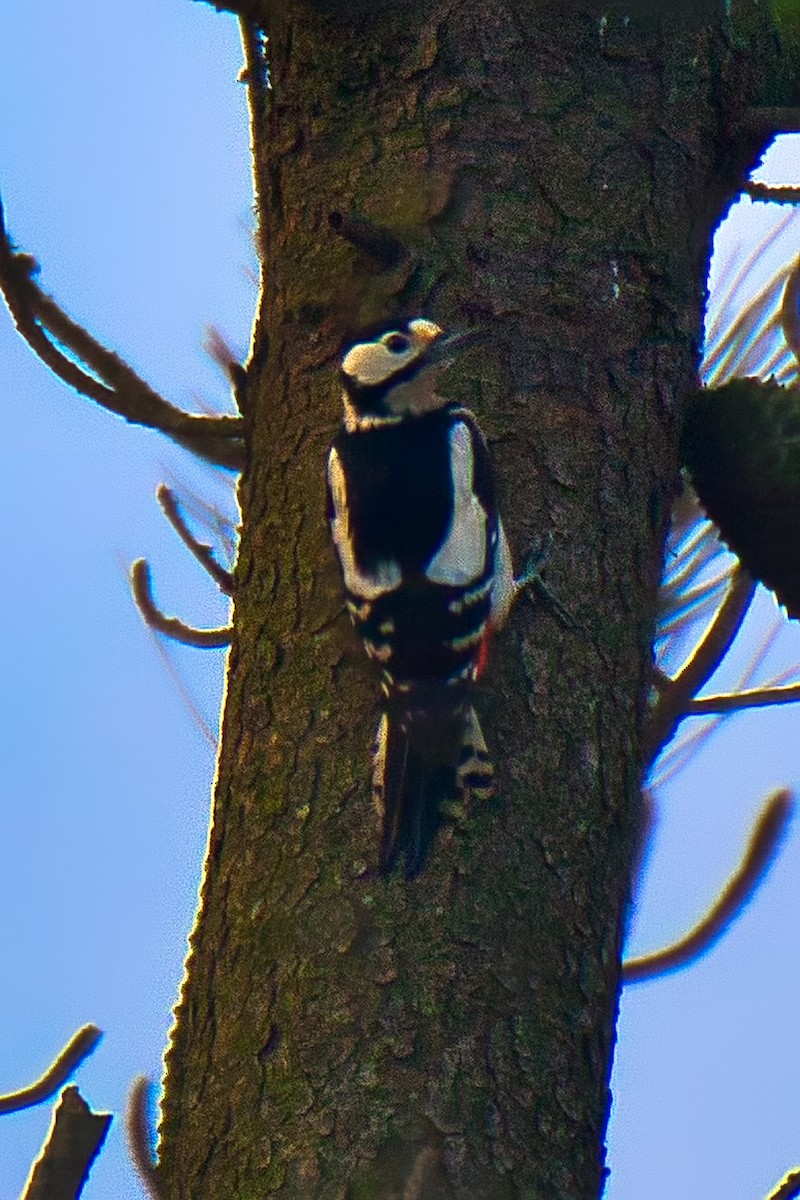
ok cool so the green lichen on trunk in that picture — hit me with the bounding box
[159,3,784,1197]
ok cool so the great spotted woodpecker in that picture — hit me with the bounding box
[327,318,520,877]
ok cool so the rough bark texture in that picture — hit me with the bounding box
[160,4,786,1197]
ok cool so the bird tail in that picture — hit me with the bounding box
[455,705,495,800]
[372,703,494,878]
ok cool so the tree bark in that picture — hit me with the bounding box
[159,4,787,1197]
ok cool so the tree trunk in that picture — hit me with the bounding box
[159,4,785,1196]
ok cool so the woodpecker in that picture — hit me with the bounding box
[327,318,522,877]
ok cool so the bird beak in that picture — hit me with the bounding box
[424,326,485,365]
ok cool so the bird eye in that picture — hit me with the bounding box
[383,333,410,353]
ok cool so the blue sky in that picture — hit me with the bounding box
[1,4,800,1198]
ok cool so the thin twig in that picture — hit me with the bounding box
[684,681,800,715]
[765,1167,800,1200]
[203,324,240,380]
[147,619,220,750]
[659,518,725,604]
[703,223,796,385]
[156,484,234,594]
[160,471,239,563]
[0,1025,102,1115]
[623,790,793,984]
[203,325,248,416]
[644,567,756,767]
[131,560,232,648]
[126,1077,163,1199]
[656,572,731,637]
[22,1086,111,1200]
[671,566,757,696]
[0,196,245,469]
[649,605,785,793]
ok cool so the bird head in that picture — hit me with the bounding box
[340,318,480,429]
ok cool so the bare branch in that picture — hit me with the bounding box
[623,790,793,984]
[0,1025,102,1115]
[0,196,245,469]
[156,484,235,594]
[126,1077,163,1199]
[665,566,756,700]
[22,1085,111,1200]
[649,608,785,792]
[744,182,800,205]
[328,210,412,271]
[160,471,239,562]
[685,681,800,716]
[131,559,232,648]
[644,567,756,766]
[765,1167,800,1200]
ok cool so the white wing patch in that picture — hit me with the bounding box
[426,421,487,586]
[488,519,515,630]
[328,447,402,599]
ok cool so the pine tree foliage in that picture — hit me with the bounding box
[682,375,800,617]
[681,198,800,620]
